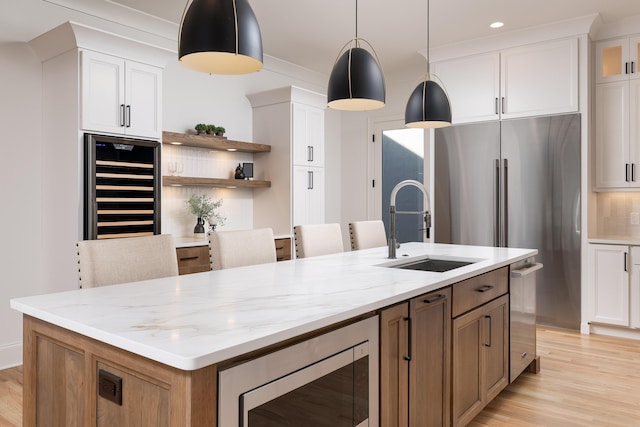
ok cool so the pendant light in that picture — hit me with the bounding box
[405,0,451,128]
[327,0,386,111]
[179,0,263,75]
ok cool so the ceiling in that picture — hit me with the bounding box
[110,0,640,75]
[7,0,640,77]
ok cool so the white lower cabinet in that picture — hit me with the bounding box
[587,244,631,327]
[293,166,324,226]
[631,247,640,328]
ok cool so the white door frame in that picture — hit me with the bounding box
[367,117,433,225]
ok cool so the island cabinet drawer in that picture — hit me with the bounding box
[176,246,210,275]
[452,266,508,317]
[274,237,292,261]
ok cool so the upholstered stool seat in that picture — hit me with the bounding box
[349,220,387,250]
[209,228,277,270]
[293,223,344,258]
[77,234,179,288]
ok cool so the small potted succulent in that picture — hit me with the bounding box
[206,124,216,135]
[186,194,226,237]
[194,123,207,135]
[215,126,226,137]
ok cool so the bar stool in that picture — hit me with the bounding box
[349,220,387,250]
[293,223,344,258]
[77,234,179,288]
[209,228,277,270]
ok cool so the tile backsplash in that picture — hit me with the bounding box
[596,192,640,238]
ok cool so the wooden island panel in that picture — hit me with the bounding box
[23,316,217,427]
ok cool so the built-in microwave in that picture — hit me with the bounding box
[218,316,379,426]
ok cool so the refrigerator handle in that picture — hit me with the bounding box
[503,158,509,247]
[494,159,500,247]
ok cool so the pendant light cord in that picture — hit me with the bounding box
[355,0,358,40]
[426,0,430,76]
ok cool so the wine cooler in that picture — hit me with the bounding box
[84,133,161,240]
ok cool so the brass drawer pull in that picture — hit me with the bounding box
[476,285,494,293]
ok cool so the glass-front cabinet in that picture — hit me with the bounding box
[596,36,640,83]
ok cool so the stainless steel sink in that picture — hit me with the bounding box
[394,258,474,272]
[380,256,480,272]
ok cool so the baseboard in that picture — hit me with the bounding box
[0,342,22,370]
[587,323,640,341]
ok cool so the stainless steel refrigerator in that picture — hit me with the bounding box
[434,114,581,329]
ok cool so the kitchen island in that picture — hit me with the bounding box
[11,242,537,426]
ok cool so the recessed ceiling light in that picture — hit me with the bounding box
[490,22,504,29]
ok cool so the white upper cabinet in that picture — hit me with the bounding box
[81,50,162,139]
[595,79,640,189]
[292,104,324,167]
[432,52,500,123]
[595,36,640,84]
[433,38,579,123]
[500,38,579,119]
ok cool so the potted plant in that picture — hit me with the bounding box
[186,194,226,237]
[195,123,207,135]
[206,124,216,135]
[215,126,226,137]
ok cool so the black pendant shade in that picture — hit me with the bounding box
[405,79,452,128]
[179,0,263,75]
[328,45,386,111]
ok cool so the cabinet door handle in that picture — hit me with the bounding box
[424,294,446,304]
[624,252,628,272]
[626,62,630,74]
[125,105,131,127]
[626,163,631,182]
[495,97,499,115]
[501,97,505,114]
[307,145,313,162]
[633,164,636,182]
[403,316,412,361]
[476,285,494,293]
[307,170,314,190]
[484,315,492,347]
[127,105,131,128]
[120,104,126,127]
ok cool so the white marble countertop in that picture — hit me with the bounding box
[11,242,536,371]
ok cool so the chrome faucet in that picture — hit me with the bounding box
[388,179,432,259]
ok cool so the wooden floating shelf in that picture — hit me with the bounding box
[162,131,271,153]
[162,176,271,188]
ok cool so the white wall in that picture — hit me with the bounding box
[161,57,338,236]
[0,42,43,369]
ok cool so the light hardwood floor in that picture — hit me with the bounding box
[0,327,639,427]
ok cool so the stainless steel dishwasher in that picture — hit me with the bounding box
[510,259,543,382]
